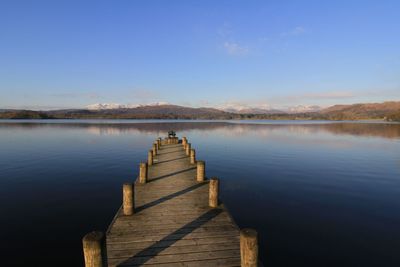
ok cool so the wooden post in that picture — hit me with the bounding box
[123,183,134,215]
[139,162,148,184]
[240,228,258,267]
[182,137,187,147]
[157,139,161,149]
[82,231,105,267]
[152,143,157,156]
[197,161,205,182]
[190,149,196,164]
[154,140,159,150]
[209,177,219,208]
[148,150,153,166]
[185,143,191,156]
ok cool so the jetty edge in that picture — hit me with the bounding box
[82,133,260,267]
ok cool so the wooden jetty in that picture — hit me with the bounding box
[82,134,259,267]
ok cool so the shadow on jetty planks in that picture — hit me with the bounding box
[83,136,260,267]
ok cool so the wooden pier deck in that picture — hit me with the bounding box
[106,140,241,266]
[82,136,259,267]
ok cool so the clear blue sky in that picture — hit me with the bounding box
[1,0,400,110]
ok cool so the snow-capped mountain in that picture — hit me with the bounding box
[86,102,169,110]
[216,103,322,114]
[86,102,321,114]
[285,105,322,113]
[217,103,283,114]
[86,103,136,110]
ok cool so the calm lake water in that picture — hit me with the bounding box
[1,120,400,266]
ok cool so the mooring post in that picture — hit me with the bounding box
[154,140,159,150]
[123,183,134,215]
[148,150,153,166]
[190,149,196,164]
[82,231,105,267]
[240,228,258,267]
[152,143,157,156]
[185,143,191,156]
[158,137,162,147]
[196,160,205,182]
[209,177,219,208]
[157,139,161,149]
[182,136,187,147]
[139,162,148,184]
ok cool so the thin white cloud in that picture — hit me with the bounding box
[217,22,249,56]
[217,22,233,39]
[223,42,249,56]
[281,26,308,37]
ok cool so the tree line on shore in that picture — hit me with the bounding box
[1,109,399,121]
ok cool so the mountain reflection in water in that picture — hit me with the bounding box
[2,120,399,139]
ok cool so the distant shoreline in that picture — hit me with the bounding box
[0,118,398,125]
[1,101,399,122]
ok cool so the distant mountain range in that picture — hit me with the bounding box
[85,102,322,114]
[0,101,399,121]
[86,102,170,110]
[285,105,322,113]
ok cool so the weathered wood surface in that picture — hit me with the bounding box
[106,142,241,266]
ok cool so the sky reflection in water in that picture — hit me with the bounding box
[0,121,400,266]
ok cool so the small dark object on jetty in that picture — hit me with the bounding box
[168,130,176,137]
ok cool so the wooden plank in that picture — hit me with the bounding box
[107,243,240,258]
[107,236,240,250]
[107,230,240,243]
[128,257,241,267]
[108,249,239,266]
[106,140,241,266]
[112,218,233,229]
[109,224,237,235]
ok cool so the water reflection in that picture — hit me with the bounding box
[1,120,399,139]
[1,120,400,266]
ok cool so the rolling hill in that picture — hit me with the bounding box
[319,101,400,120]
[0,101,399,121]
